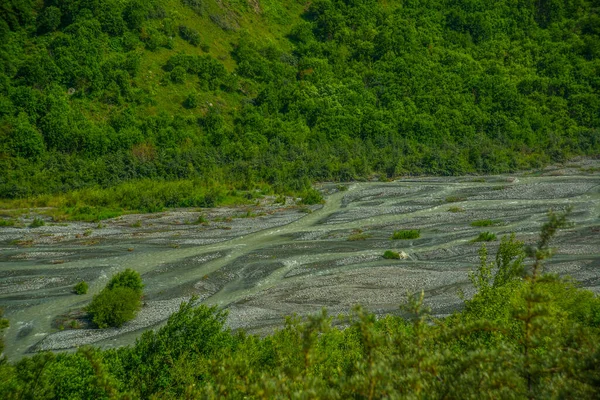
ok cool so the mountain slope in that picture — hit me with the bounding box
[0,0,598,212]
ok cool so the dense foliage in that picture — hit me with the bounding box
[0,0,598,213]
[1,211,599,398]
[73,280,88,295]
[86,269,144,328]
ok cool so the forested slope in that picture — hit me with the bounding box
[1,0,599,210]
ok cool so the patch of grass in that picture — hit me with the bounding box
[274,194,286,204]
[492,186,507,190]
[192,214,208,224]
[336,185,348,192]
[445,196,466,203]
[348,229,371,241]
[29,217,45,228]
[473,232,497,242]
[62,207,124,222]
[0,219,15,227]
[383,250,400,259]
[69,320,82,329]
[471,219,502,227]
[448,206,465,213]
[391,229,420,240]
[10,239,34,247]
[130,221,143,228]
[83,229,93,237]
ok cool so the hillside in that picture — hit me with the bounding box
[0,0,599,215]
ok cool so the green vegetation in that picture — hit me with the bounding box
[383,250,400,259]
[73,281,88,295]
[0,308,8,356]
[0,0,598,215]
[391,229,421,240]
[471,219,502,227]
[447,206,465,213]
[473,231,497,242]
[299,188,324,205]
[347,231,371,241]
[193,213,207,224]
[445,196,466,203]
[86,269,143,328]
[1,211,599,398]
[2,180,261,221]
[28,217,45,228]
[0,219,15,227]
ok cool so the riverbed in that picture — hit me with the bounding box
[1,160,599,360]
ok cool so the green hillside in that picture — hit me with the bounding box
[1,0,599,214]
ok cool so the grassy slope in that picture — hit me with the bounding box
[133,0,304,119]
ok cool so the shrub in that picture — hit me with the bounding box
[183,93,198,109]
[182,0,205,15]
[473,232,497,242]
[299,188,324,205]
[391,229,420,240]
[448,206,465,213]
[0,219,15,227]
[445,196,466,203]
[73,281,88,295]
[194,214,207,224]
[106,269,144,293]
[29,217,45,228]
[179,25,201,46]
[87,286,142,328]
[86,269,144,328]
[471,219,502,227]
[383,250,400,259]
[170,66,186,83]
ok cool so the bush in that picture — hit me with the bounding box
[170,66,186,83]
[383,250,400,259]
[471,219,502,227]
[299,188,324,205]
[473,232,497,242]
[86,269,143,328]
[106,269,144,293]
[0,219,15,227]
[445,196,466,203]
[87,287,142,328]
[183,93,198,109]
[73,281,88,295]
[179,25,201,46]
[391,229,420,240]
[29,217,45,228]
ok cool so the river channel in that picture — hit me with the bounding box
[1,160,599,360]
